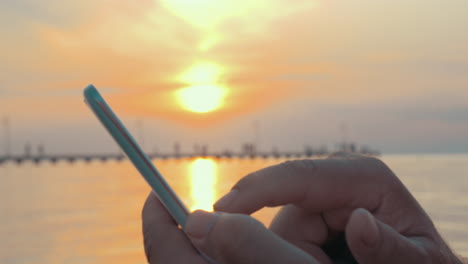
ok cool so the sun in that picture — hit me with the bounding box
[177,84,226,113]
[176,62,227,113]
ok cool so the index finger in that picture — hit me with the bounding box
[213,157,399,216]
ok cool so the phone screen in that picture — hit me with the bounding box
[83,84,190,228]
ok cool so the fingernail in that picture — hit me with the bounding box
[214,189,239,210]
[185,210,219,239]
[361,209,380,248]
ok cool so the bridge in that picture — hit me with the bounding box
[0,151,323,165]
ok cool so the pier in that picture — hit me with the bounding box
[0,150,331,165]
[0,142,380,166]
[0,117,380,166]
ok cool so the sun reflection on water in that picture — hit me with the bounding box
[189,158,218,211]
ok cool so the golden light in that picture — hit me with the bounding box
[160,0,244,30]
[181,62,221,84]
[159,1,272,51]
[177,84,226,113]
[160,0,316,31]
[176,62,227,113]
[189,158,218,211]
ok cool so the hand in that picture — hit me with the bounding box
[213,153,463,264]
[142,192,318,264]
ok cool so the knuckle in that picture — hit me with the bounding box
[365,156,385,167]
[277,160,315,179]
[235,160,316,191]
[277,159,315,187]
[360,156,392,176]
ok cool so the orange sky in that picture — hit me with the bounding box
[1,0,468,154]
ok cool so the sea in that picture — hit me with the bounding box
[1,154,467,263]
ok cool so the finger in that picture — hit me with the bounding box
[142,192,206,264]
[269,205,332,264]
[346,208,431,264]
[184,210,319,264]
[214,157,391,216]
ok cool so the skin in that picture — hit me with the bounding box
[142,152,463,264]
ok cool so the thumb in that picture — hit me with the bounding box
[346,208,429,264]
[184,210,318,264]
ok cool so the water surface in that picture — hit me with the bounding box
[1,154,467,263]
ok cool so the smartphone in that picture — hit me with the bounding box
[83,84,189,228]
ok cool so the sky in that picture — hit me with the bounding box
[1,0,468,155]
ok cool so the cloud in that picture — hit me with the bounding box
[0,0,325,127]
